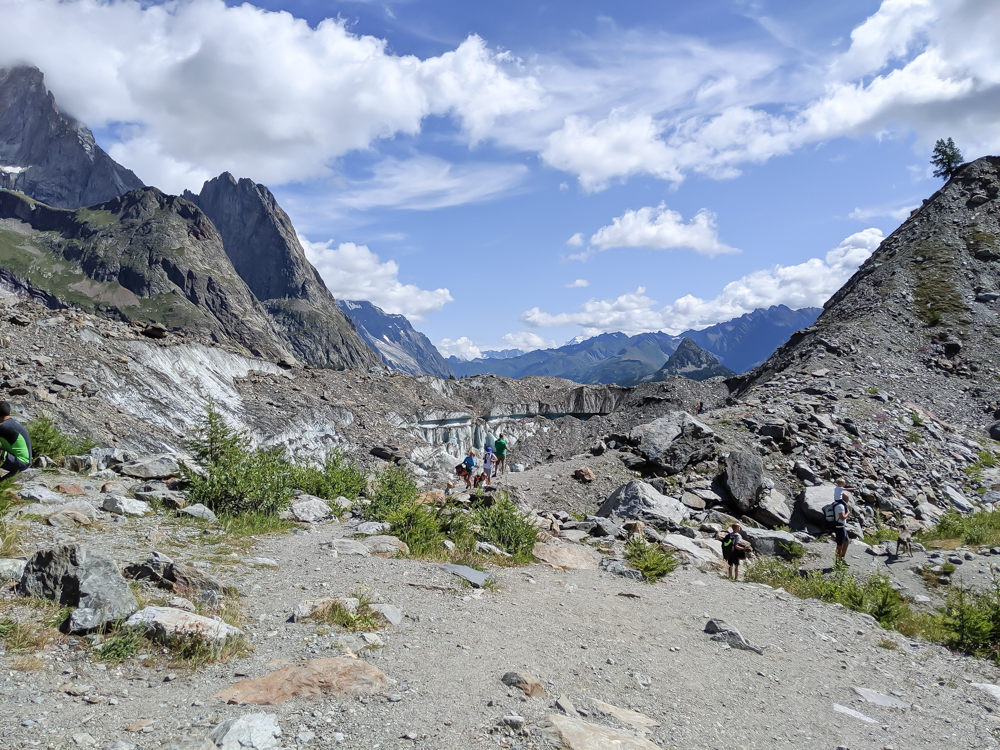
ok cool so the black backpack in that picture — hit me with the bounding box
[722,532,738,555]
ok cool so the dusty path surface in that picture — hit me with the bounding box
[4,503,1000,750]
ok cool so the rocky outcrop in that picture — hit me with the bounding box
[628,411,715,474]
[647,337,735,382]
[17,544,138,632]
[0,66,144,209]
[0,186,291,360]
[338,299,454,378]
[183,173,377,370]
[597,480,688,528]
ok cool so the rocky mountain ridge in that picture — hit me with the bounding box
[626,337,735,384]
[336,299,454,378]
[0,66,144,209]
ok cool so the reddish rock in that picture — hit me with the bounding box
[501,671,547,698]
[213,657,388,705]
[55,483,88,496]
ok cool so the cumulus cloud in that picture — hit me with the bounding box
[501,331,555,351]
[300,238,452,321]
[0,0,542,194]
[565,279,589,288]
[436,337,481,360]
[587,203,738,257]
[566,233,584,246]
[522,228,883,336]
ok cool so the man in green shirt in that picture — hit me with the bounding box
[0,401,32,479]
[493,433,508,476]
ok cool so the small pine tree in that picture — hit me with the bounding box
[931,137,963,181]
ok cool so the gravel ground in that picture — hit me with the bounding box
[4,465,1000,750]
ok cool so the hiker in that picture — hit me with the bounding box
[457,449,477,490]
[481,446,496,486]
[0,401,31,480]
[833,478,855,561]
[696,401,707,414]
[722,523,749,580]
[494,433,508,475]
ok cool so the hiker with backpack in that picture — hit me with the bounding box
[456,449,477,490]
[480,446,497,487]
[721,523,751,580]
[827,478,856,562]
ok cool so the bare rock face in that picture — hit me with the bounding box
[184,173,378,370]
[0,66,144,208]
[629,412,715,475]
[723,451,764,513]
[17,544,138,632]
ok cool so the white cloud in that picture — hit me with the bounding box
[300,238,452,321]
[849,203,919,222]
[338,156,528,210]
[0,0,542,194]
[588,203,738,257]
[566,232,584,246]
[522,228,883,336]
[501,331,555,352]
[436,337,481,360]
[565,279,590,288]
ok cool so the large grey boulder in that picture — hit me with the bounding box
[754,490,792,528]
[628,412,715,475]
[125,606,244,644]
[597,480,688,529]
[88,447,138,471]
[0,558,26,582]
[723,451,764,513]
[208,714,282,750]
[942,484,974,514]
[102,495,150,516]
[17,544,138,632]
[798,484,837,524]
[18,485,66,505]
[989,421,1000,441]
[741,527,799,558]
[120,455,181,479]
[290,497,331,523]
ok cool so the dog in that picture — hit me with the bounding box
[895,525,914,557]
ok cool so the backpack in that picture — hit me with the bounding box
[823,502,838,524]
[722,533,737,555]
[455,463,466,475]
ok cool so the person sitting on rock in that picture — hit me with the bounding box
[0,401,32,480]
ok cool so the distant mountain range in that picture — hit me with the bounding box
[635,336,735,383]
[337,300,454,378]
[447,305,821,383]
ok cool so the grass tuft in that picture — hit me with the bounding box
[624,538,678,583]
[473,498,538,564]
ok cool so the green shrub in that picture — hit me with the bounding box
[941,586,994,655]
[97,625,143,663]
[186,404,248,466]
[474,498,538,563]
[624,538,678,583]
[778,541,807,560]
[918,510,1000,547]
[26,412,96,459]
[288,449,367,503]
[385,503,444,556]
[909,411,925,427]
[363,464,419,522]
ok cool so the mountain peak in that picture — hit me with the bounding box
[0,65,144,208]
[650,337,735,382]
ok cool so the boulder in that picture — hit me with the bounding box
[17,544,138,632]
[531,542,602,571]
[723,451,764,513]
[126,606,244,644]
[18,485,66,505]
[332,539,370,556]
[440,563,495,587]
[741,527,798,558]
[101,495,150,516]
[501,671,546,698]
[123,552,229,605]
[660,534,722,566]
[754,491,791,528]
[88,448,138,471]
[208,714,281,750]
[212,657,388,705]
[0,558,26,582]
[680,492,706,510]
[363,535,409,555]
[573,467,595,483]
[134,490,186,508]
[798,484,837,524]
[292,597,359,623]
[704,618,763,654]
[179,503,218,523]
[990,421,1000,441]
[355,521,390,535]
[119,455,181,479]
[597,480,688,529]
[599,558,644,580]
[588,517,623,538]
[48,511,91,528]
[942,484,974,514]
[290,497,331,523]
[369,603,403,626]
[915,502,944,522]
[536,714,661,750]
[629,412,715,474]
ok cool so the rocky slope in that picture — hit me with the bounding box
[0,66,144,209]
[0,187,290,360]
[626,337,734,384]
[736,156,1000,430]
[337,299,454,378]
[183,174,377,370]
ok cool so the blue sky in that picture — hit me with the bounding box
[3,0,999,358]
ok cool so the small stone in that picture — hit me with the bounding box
[388,693,403,702]
[502,714,526,730]
[501,671,546,698]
